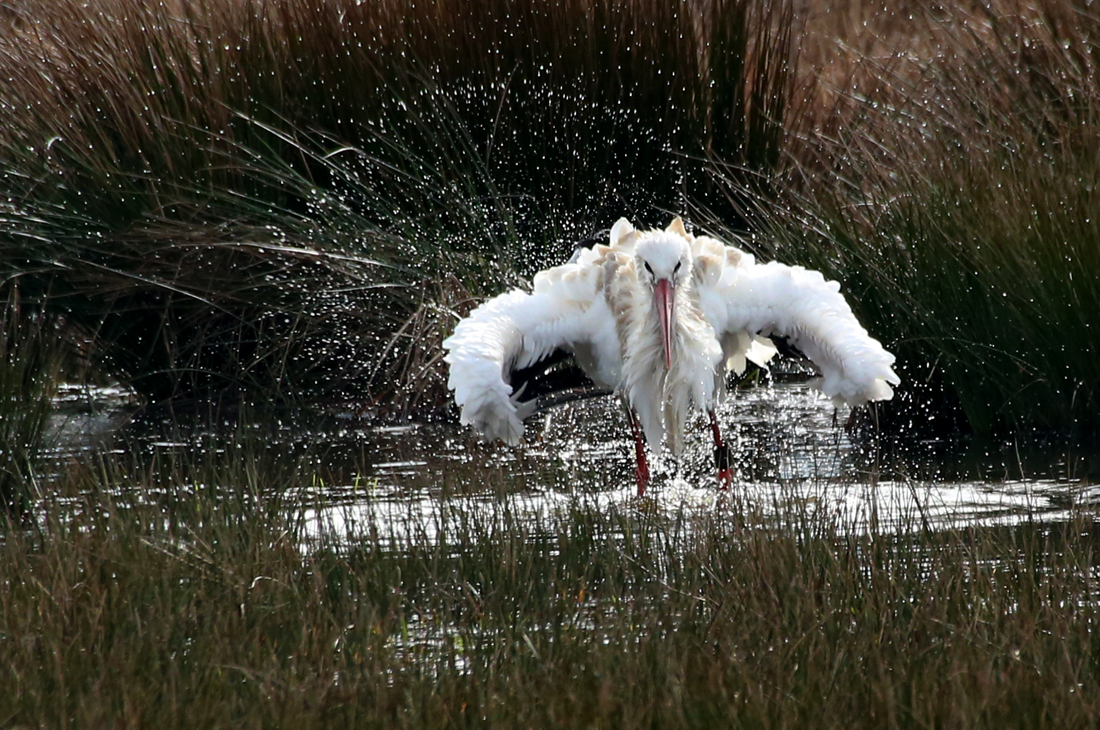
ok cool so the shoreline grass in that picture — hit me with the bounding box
[0,289,64,515]
[2,432,1098,728]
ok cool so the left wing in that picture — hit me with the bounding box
[442,250,618,444]
[693,235,900,407]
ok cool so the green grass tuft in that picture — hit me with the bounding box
[2,430,1098,727]
[0,289,64,515]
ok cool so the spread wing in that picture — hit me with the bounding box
[442,249,619,444]
[693,235,900,407]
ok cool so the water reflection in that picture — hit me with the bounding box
[45,380,1100,538]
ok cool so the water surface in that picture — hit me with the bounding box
[46,377,1099,541]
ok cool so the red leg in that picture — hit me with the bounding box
[628,408,650,496]
[708,409,734,489]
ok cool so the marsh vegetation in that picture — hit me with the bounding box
[3,0,1100,726]
[3,0,1098,433]
[2,396,1099,728]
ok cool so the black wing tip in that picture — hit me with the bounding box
[507,348,603,412]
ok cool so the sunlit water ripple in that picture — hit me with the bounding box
[45,379,1100,542]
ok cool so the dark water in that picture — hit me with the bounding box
[47,379,1100,539]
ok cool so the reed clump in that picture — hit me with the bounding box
[0,290,64,515]
[1,434,1098,728]
[0,0,792,407]
[710,0,1100,435]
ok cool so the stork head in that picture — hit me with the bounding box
[634,219,694,370]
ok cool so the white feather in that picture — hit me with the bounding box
[698,259,900,407]
[442,265,617,445]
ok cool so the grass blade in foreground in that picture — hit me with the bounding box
[2,435,1098,727]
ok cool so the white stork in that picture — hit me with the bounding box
[442,217,899,495]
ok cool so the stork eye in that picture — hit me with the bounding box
[673,261,682,274]
[643,261,653,274]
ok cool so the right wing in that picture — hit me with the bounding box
[694,235,900,407]
[442,249,618,444]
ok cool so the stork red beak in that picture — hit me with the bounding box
[654,278,675,369]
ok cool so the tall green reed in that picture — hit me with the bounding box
[0,289,64,515]
[705,0,1100,435]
